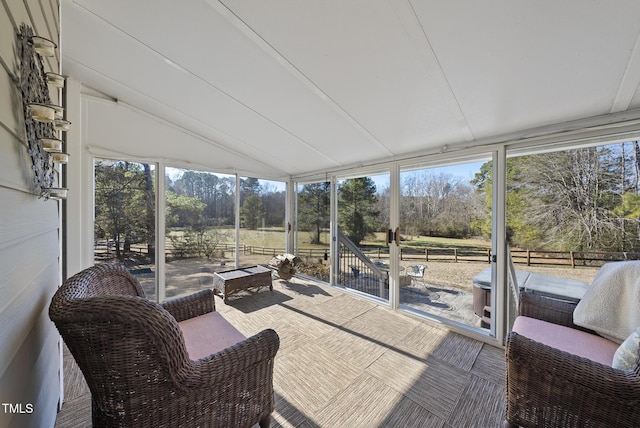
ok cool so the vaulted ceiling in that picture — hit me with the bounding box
[61,0,640,180]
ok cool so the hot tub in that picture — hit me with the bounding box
[472,267,588,326]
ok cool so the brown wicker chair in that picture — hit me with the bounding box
[49,263,279,428]
[504,291,640,427]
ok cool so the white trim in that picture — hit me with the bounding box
[85,145,268,180]
[506,120,640,155]
[388,163,401,310]
[493,147,508,344]
[293,112,640,183]
[234,174,240,268]
[156,163,166,302]
[285,179,295,254]
[330,176,337,286]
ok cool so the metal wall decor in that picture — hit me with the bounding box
[18,23,69,200]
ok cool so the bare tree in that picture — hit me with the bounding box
[400,170,480,238]
[518,148,623,251]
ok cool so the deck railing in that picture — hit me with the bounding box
[336,230,388,298]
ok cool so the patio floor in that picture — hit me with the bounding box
[54,275,506,428]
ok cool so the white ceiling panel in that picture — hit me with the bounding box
[62,3,347,176]
[61,0,640,179]
[63,0,398,175]
[220,0,473,149]
[410,0,640,137]
[83,97,283,178]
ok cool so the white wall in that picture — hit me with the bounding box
[0,1,62,427]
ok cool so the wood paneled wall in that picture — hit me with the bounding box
[0,1,62,427]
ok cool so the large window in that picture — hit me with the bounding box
[238,177,286,267]
[93,159,157,299]
[504,142,640,291]
[295,181,331,282]
[89,139,640,338]
[93,162,290,301]
[398,161,490,329]
[164,168,236,298]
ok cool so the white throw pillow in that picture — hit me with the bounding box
[612,327,640,371]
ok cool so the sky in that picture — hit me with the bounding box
[369,161,485,191]
[167,161,486,194]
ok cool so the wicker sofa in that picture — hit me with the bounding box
[504,291,640,427]
[49,263,280,428]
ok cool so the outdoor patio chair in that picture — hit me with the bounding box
[49,263,280,428]
[406,264,427,288]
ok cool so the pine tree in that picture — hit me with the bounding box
[338,178,380,245]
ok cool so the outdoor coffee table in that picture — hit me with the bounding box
[213,265,273,303]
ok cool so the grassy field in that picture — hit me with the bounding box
[273,229,491,249]
[367,231,491,250]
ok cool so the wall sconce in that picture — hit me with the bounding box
[19,24,70,201]
[29,103,56,123]
[45,72,65,88]
[28,103,64,123]
[29,36,56,57]
[51,104,63,119]
[53,119,71,131]
[47,188,68,200]
[53,119,71,132]
[39,137,63,152]
[51,152,69,164]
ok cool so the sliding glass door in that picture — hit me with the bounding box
[335,172,390,302]
[397,159,492,330]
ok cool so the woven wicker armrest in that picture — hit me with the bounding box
[182,328,280,389]
[518,290,580,328]
[506,331,640,427]
[161,288,216,322]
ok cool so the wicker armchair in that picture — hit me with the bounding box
[49,263,279,428]
[504,291,640,427]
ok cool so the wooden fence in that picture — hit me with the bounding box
[95,240,640,268]
[398,247,640,267]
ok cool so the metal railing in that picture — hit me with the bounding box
[337,230,388,298]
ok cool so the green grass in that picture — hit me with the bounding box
[233,229,491,251]
[168,227,490,251]
[365,232,491,250]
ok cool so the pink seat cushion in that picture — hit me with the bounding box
[178,311,246,360]
[512,316,618,366]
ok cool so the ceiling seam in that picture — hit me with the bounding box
[66,1,343,168]
[212,0,395,157]
[393,0,475,142]
[610,27,640,113]
[63,56,308,175]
